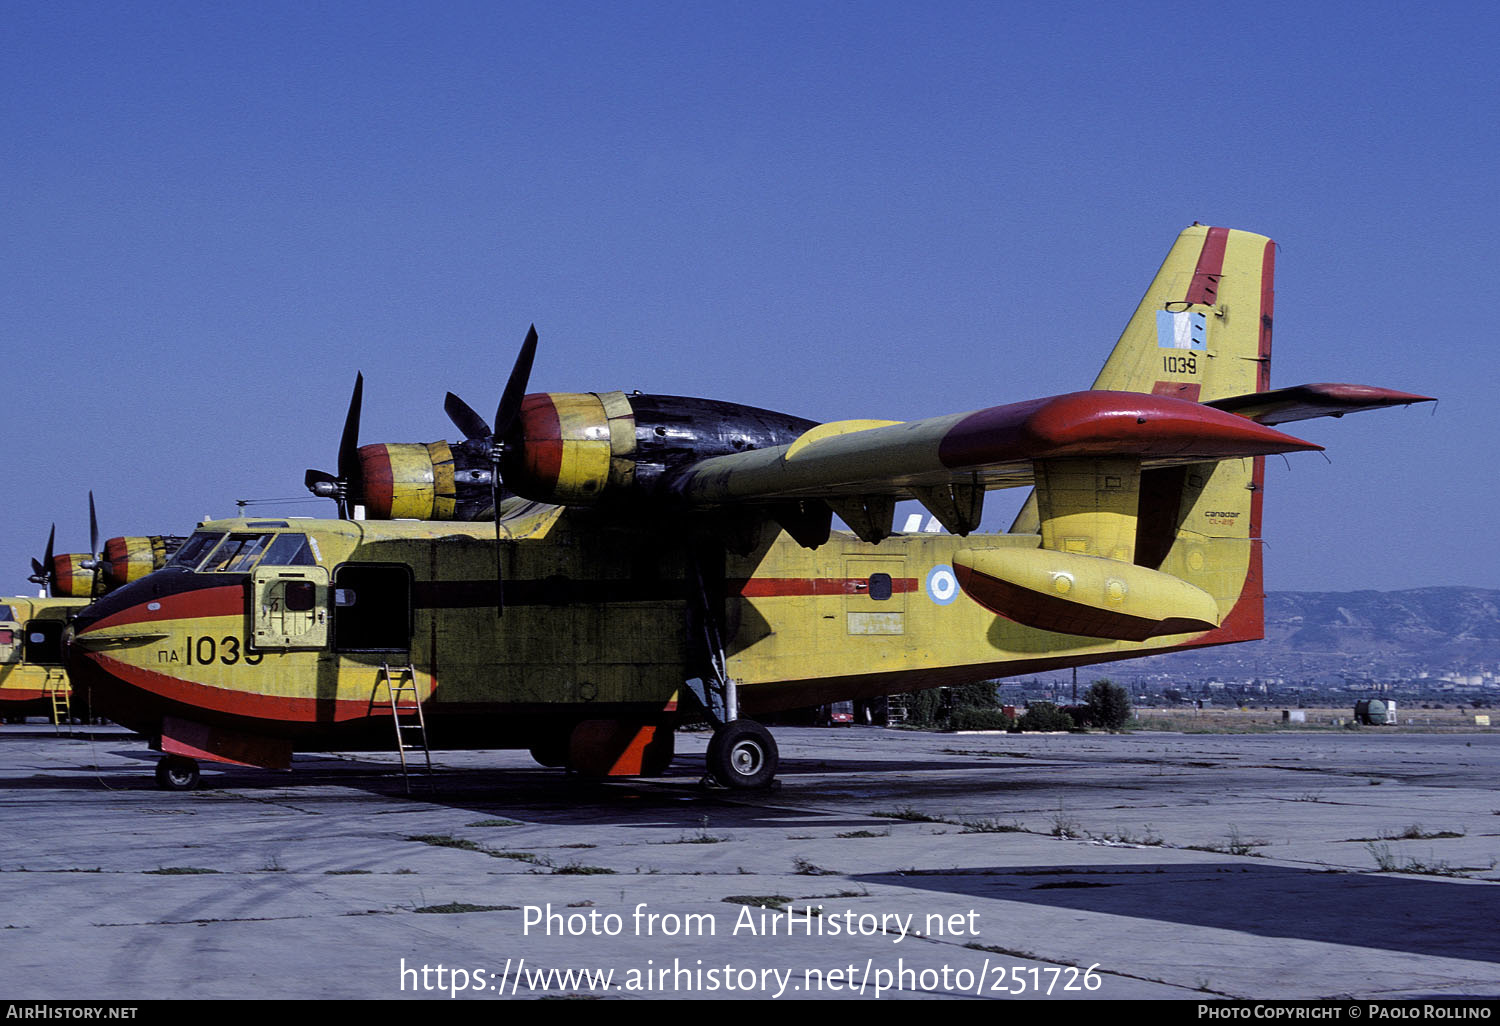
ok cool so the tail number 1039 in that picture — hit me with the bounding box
[185,635,263,666]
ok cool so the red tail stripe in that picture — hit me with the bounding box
[1258,238,1275,392]
[1185,226,1230,305]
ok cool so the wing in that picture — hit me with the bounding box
[669,389,1321,540]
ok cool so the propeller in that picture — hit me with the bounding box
[28,525,57,595]
[304,373,364,518]
[87,492,101,600]
[25,495,101,598]
[458,325,539,614]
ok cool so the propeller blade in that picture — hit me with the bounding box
[444,392,493,441]
[335,373,364,518]
[304,468,339,495]
[484,326,539,616]
[88,492,101,600]
[494,325,538,439]
[30,525,57,591]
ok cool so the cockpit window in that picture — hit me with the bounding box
[0,605,12,621]
[168,532,226,569]
[201,533,274,573]
[259,533,316,567]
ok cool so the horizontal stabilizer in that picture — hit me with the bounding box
[1206,383,1435,425]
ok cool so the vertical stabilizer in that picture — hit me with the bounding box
[1008,226,1273,645]
[1092,224,1274,403]
[1012,225,1275,535]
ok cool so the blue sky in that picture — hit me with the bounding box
[4,1,1494,593]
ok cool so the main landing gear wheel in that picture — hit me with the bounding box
[707,719,778,790]
[155,755,201,791]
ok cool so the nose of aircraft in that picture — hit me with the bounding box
[62,573,188,736]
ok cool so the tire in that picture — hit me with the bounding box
[155,756,201,791]
[707,719,778,789]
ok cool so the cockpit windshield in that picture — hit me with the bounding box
[167,532,225,570]
[260,533,315,567]
[201,533,274,572]
[173,531,317,573]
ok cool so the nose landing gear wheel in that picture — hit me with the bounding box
[155,755,201,791]
[707,719,778,789]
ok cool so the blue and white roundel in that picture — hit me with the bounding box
[926,564,959,606]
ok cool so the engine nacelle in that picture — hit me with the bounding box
[350,392,816,518]
[357,440,472,520]
[502,392,635,505]
[102,536,186,589]
[48,554,96,598]
[502,391,819,507]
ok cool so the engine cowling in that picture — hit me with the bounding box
[357,440,472,520]
[48,554,96,598]
[102,536,186,588]
[501,392,635,505]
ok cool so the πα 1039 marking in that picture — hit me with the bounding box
[183,635,263,666]
[1163,353,1197,374]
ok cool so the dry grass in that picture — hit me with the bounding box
[1130,706,1490,733]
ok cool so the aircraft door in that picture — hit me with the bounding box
[332,564,413,653]
[23,621,65,664]
[0,617,20,664]
[251,566,330,650]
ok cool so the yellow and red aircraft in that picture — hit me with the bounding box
[0,593,87,722]
[65,226,1432,790]
[2,507,185,722]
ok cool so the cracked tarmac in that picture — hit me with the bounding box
[1,724,1497,999]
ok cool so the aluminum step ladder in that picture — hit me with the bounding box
[47,672,71,731]
[378,663,432,792]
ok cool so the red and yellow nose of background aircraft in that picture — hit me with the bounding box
[2,503,183,722]
[65,226,1433,790]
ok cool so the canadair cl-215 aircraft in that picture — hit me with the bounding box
[66,226,1433,790]
[3,507,184,722]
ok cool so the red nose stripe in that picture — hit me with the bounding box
[79,585,243,633]
[81,651,366,724]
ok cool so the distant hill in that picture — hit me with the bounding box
[1099,587,1500,684]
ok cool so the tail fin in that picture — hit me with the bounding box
[1092,224,1275,402]
[1008,226,1273,646]
[1012,225,1275,535]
